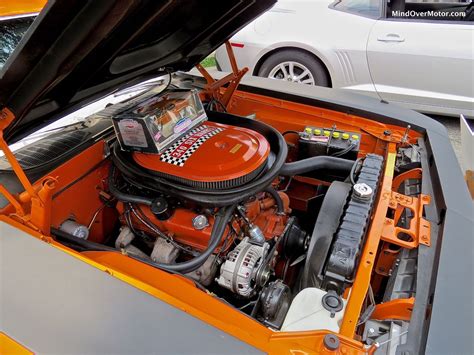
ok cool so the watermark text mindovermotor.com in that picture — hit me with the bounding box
[392,10,466,17]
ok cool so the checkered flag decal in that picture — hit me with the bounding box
[160,125,224,167]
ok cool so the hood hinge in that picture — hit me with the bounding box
[195,41,248,112]
[0,106,56,235]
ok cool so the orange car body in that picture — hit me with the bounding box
[0,0,45,17]
[0,1,472,354]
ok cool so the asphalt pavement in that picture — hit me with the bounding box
[428,115,464,169]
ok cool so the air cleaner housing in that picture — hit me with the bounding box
[133,122,270,190]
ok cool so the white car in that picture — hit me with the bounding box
[216,0,473,117]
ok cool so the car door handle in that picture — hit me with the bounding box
[377,33,405,42]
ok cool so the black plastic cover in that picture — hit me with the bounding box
[301,181,352,289]
[323,154,384,293]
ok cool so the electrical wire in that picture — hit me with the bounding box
[357,285,376,326]
[87,204,106,230]
[238,300,257,310]
[350,157,364,185]
[331,142,357,157]
[128,203,190,253]
[208,98,227,112]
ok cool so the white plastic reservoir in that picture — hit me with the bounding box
[281,288,346,332]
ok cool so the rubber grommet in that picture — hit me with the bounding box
[323,334,340,351]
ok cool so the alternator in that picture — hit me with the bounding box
[216,237,268,297]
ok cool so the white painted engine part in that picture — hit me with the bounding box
[216,237,267,297]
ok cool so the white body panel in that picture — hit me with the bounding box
[367,20,474,115]
[216,0,474,117]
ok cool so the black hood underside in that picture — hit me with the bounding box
[0,0,275,142]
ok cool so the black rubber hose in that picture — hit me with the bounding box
[52,205,234,274]
[108,167,153,206]
[151,204,235,273]
[51,227,209,291]
[264,186,284,214]
[279,155,354,176]
[51,227,117,252]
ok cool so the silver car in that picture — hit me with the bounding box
[216,0,473,117]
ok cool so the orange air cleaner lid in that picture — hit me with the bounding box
[132,122,270,188]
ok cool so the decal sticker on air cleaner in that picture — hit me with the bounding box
[160,125,223,166]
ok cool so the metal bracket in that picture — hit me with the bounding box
[0,107,56,234]
[370,297,415,321]
[381,190,431,248]
[195,41,248,111]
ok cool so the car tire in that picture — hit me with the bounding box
[258,50,330,87]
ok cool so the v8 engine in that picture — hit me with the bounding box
[98,90,384,331]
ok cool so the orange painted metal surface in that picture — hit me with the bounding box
[340,143,397,337]
[371,297,415,321]
[382,166,430,249]
[47,142,113,243]
[227,91,420,157]
[121,191,290,251]
[0,332,34,355]
[381,191,431,249]
[0,108,57,234]
[133,121,270,183]
[244,191,290,239]
[197,41,249,111]
[374,243,400,277]
[118,203,227,252]
[392,168,422,191]
[0,0,45,17]
[0,64,428,352]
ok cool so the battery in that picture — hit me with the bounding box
[298,127,360,161]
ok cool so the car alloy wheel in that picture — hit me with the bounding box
[267,61,315,85]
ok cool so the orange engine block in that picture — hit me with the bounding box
[117,191,290,252]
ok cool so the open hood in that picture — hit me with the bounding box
[0,0,276,142]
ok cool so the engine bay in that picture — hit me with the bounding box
[101,102,386,331]
[0,74,430,351]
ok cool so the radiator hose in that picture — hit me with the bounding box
[264,186,284,214]
[151,204,235,273]
[279,155,354,176]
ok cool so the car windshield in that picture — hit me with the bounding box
[0,15,35,70]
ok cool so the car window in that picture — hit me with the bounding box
[0,16,35,70]
[332,0,381,18]
[386,0,472,22]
